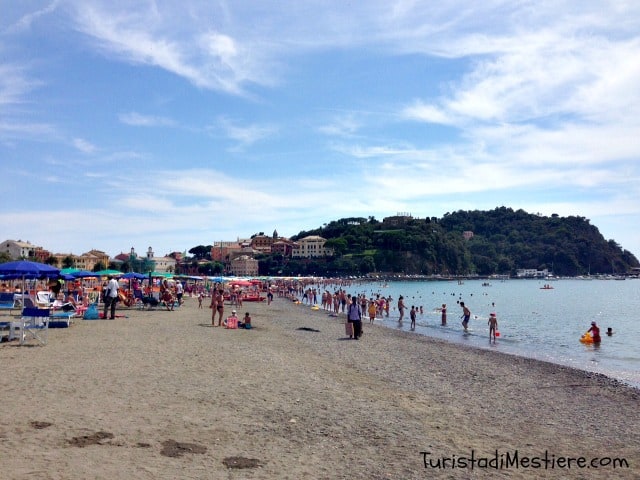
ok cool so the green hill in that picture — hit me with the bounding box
[273,207,639,277]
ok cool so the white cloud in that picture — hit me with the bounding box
[72,137,97,154]
[214,117,277,148]
[119,112,175,127]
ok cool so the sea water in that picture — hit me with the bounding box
[350,279,640,388]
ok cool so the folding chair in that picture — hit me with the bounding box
[10,308,50,345]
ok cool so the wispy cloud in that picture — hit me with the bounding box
[4,1,60,34]
[67,1,277,95]
[0,63,42,107]
[119,112,176,127]
[72,137,97,154]
[214,117,277,148]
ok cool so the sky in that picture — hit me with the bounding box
[2,1,640,259]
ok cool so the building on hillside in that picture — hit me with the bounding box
[230,255,259,276]
[113,247,176,273]
[211,241,244,263]
[250,230,279,253]
[49,252,76,268]
[271,239,297,257]
[463,231,474,240]
[0,239,41,260]
[143,247,176,273]
[291,236,333,259]
[82,249,110,270]
[382,213,413,227]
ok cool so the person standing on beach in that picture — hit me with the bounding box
[410,306,416,330]
[214,289,225,326]
[397,295,406,322]
[460,301,471,331]
[103,275,119,320]
[441,303,447,326]
[488,312,498,342]
[267,288,273,305]
[175,280,184,306]
[347,295,363,340]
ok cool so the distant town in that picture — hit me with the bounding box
[0,231,331,277]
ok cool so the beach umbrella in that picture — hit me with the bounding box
[94,269,123,277]
[0,260,61,279]
[122,272,147,280]
[70,270,98,278]
[60,267,80,275]
[0,260,61,306]
[150,272,174,278]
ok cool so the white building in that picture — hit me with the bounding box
[291,236,333,259]
[516,268,549,278]
[0,239,39,260]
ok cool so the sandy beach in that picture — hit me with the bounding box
[1,296,638,479]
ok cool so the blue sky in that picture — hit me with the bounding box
[2,1,640,259]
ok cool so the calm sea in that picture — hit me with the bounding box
[349,279,640,389]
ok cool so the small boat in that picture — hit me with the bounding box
[540,284,554,290]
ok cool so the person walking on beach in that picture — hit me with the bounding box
[488,312,498,342]
[103,275,119,320]
[347,295,363,340]
[397,295,406,322]
[460,301,471,332]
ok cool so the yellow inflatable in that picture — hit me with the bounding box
[311,305,320,310]
[580,332,594,344]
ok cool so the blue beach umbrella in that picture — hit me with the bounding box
[0,260,60,279]
[122,272,148,280]
[0,260,61,305]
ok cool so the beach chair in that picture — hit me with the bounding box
[0,292,19,314]
[36,291,54,309]
[10,308,50,345]
[49,304,77,328]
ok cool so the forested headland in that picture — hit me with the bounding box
[264,207,639,277]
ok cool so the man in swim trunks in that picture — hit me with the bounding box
[460,301,471,331]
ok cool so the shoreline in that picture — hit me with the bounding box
[1,296,638,479]
[365,312,640,391]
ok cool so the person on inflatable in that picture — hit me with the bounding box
[587,321,601,343]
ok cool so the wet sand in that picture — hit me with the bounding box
[1,296,638,479]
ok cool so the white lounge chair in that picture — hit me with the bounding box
[36,291,54,309]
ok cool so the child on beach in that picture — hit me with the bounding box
[410,306,416,330]
[198,293,203,309]
[368,299,377,324]
[488,313,498,342]
[240,312,252,329]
